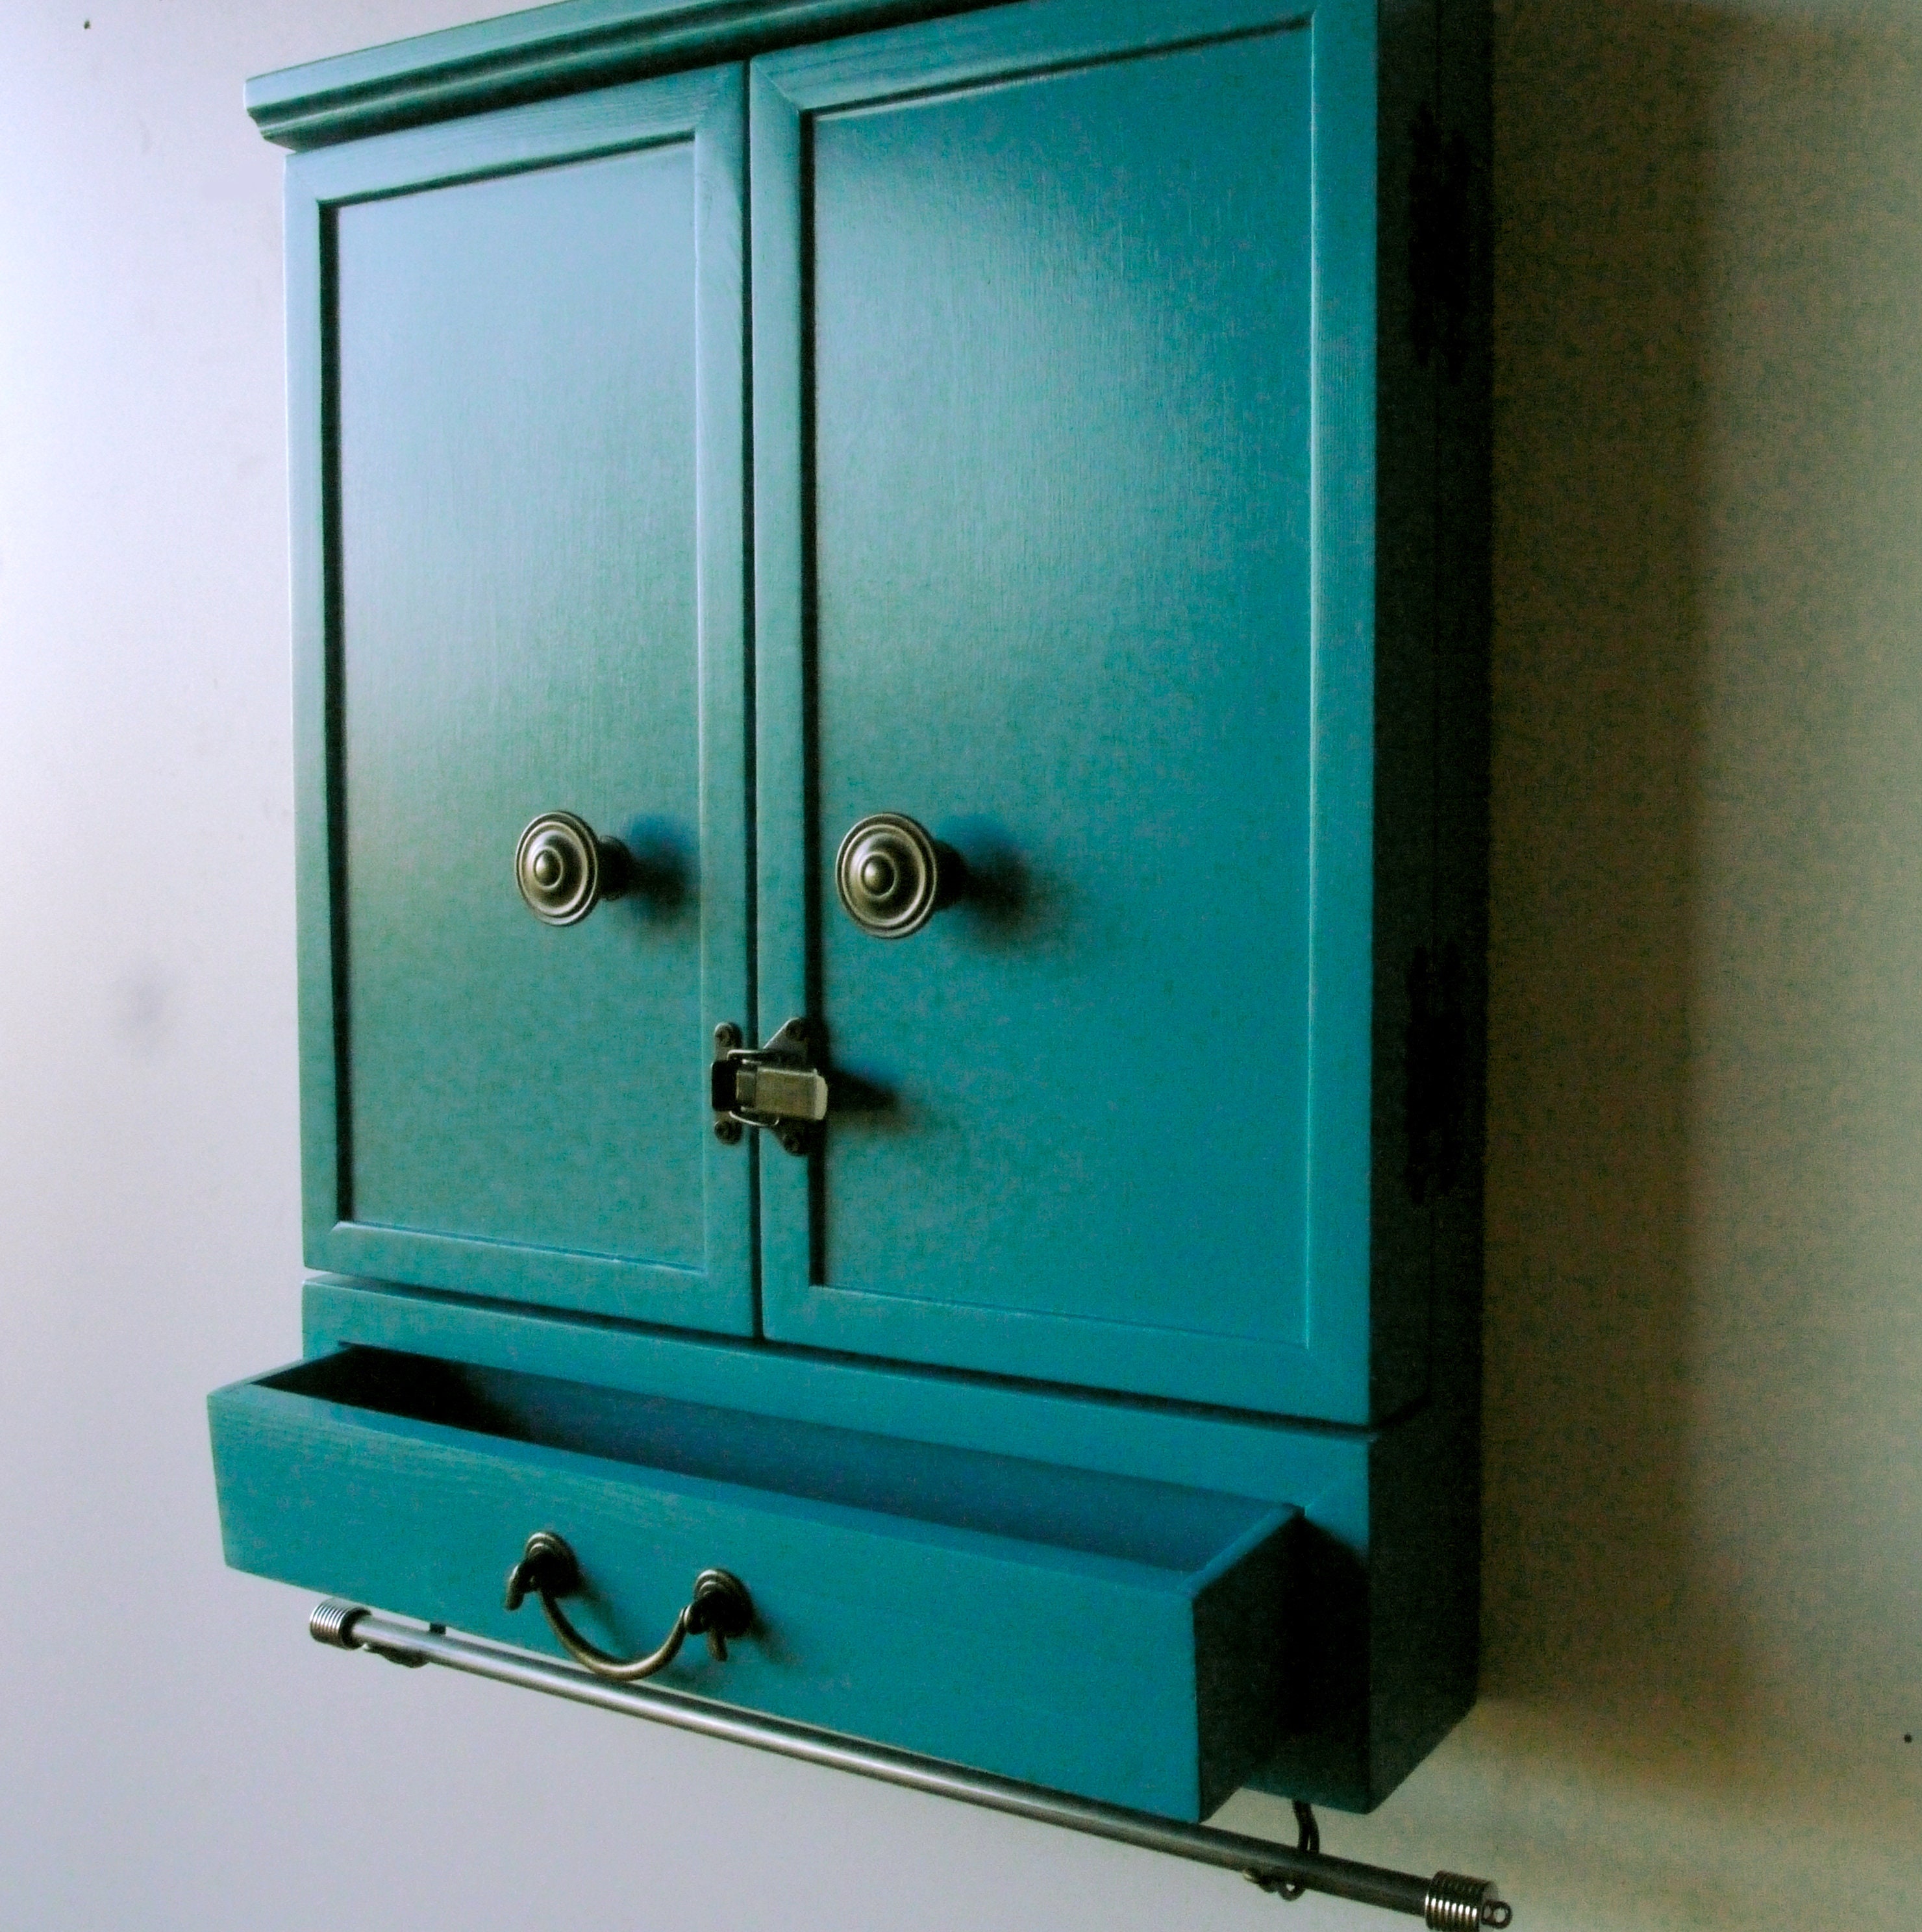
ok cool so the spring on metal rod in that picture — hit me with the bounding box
[308,1601,1512,1926]
[1425,1871,1512,1929]
[308,1598,363,1649]
[1247,1808,1508,1928]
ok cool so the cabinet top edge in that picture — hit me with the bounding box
[245,0,995,149]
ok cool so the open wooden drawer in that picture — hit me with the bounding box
[208,1348,1298,1820]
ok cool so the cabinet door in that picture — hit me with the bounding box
[292,70,753,1332]
[753,0,1377,1417]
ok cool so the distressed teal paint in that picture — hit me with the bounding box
[300,1276,1373,1506]
[224,0,1491,1822]
[751,0,1378,1418]
[297,1275,1453,1813]
[340,146,705,1262]
[246,2,1016,151]
[290,69,753,1331]
[209,1349,1295,1820]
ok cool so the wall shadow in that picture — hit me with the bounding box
[1481,0,1719,1726]
[1482,0,1922,1816]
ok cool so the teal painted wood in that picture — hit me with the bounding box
[234,0,1491,1822]
[299,1275,1478,1813]
[299,1276,1388,1811]
[751,0,1379,1420]
[300,1277,1373,1509]
[1411,0,1495,1808]
[208,1350,1296,1818]
[1362,0,1440,1422]
[246,3,1020,151]
[288,69,755,1332]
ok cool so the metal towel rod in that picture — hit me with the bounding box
[310,1601,1511,1927]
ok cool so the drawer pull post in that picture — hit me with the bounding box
[504,1530,753,1680]
[1244,1800,1321,1901]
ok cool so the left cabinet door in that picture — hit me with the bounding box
[291,69,753,1332]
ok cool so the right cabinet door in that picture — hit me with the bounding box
[753,0,1379,1418]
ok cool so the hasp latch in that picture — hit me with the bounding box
[711,1018,827,1154]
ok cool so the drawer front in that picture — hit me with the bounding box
[288,68,753,1331]
[210,1351,1295,1820]
[752,0,1379,1418]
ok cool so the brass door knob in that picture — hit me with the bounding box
[515,811,632,926]
[835,813,964,939]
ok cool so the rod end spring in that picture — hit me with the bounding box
[309,1599,368,1650]
[1425,1871,1510,1928]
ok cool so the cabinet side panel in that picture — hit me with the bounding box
[1427,0,1493,1761]
[1321,0,1490,1813]
[1348,0,1488,1804]
[1434,1,1493,1326]
[1369,0,1442,1417]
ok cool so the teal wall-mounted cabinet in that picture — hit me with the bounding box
[212,0,1491,1825]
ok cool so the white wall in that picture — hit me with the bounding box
[1,3,1916,1927]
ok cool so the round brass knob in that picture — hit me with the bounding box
[835,813,962,939]
[515,811,632,926]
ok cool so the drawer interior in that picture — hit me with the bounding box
[264,1347,1280,1572]
[214,1346,1299,1817]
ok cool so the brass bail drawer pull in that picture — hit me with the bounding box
[504,1530,753,1682]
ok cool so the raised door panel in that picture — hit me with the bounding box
[292,71,753,1331]
[753,0,1379,1418]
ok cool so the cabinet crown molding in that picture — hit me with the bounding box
[247,0,984,149]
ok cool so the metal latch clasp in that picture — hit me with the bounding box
[712,1019,827,1154]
